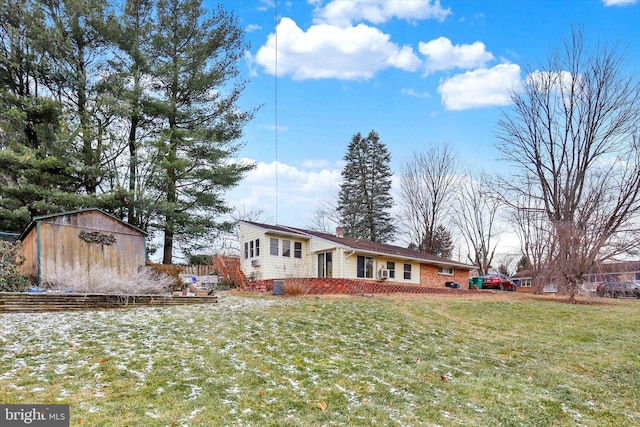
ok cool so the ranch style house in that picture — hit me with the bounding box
[239,221,475,288]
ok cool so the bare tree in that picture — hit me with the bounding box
[398,144,459,253]
[207,206,267,257]
[452,172,502,275]
[506,178,557,293]
[308,196,341,233]
[497,29,640,302]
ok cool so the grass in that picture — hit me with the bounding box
[1,292,639,426]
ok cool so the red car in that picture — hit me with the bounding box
[482,273,517,291]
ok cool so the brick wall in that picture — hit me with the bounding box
[420,264,471,288]
[240,277,485,295]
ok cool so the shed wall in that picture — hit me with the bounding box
[20,211,146,285]
[38,221,145,282]
[19,226,38,283]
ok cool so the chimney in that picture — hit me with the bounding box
[336,226,344,238]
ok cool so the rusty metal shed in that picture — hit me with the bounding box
[18,208,147,285]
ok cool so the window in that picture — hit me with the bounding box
[294,242,302,259]
[318,252,333,278]
[255,239,259,256]
[404,264,411,280]
[520,279,532,287]
[282,240,291,257]
[438,266,454,276]
[244,242,249,259]
[270,238,279,256]
[386,261,395,279]
[249,240,254,258]
[357,256,374,278]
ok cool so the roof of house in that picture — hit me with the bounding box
[241,220,475,270]
[18,208,147,241]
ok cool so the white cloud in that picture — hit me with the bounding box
[254,17,421,80]
[314,0,451,26]
[603,0,638,5]
[245,24,262,32]
[226,159,342,227]
[301,159,331,168]
[401,88,430,98]
[438,63,522,110]
[419,37,494,74]
[525,70,574,92]
[257,0,275,11]
[259,124,289,132]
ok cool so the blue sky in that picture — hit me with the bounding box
[215,0,640,255]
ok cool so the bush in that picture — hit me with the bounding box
[146,261,185,291]
[0,241,30,292]
[41,263,174,295]
[284,278,308,296]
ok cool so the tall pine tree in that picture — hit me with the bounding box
[0,0,87,231]
[150,0,256,263]
[337,130,394,243]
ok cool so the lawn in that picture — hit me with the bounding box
[1,292,639,426]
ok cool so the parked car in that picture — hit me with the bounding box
[595,282,640,298]
[482,273,517,291]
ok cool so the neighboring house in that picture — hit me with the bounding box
[18,208,147,285]
[512,261,640,294]
[239,221,475,288]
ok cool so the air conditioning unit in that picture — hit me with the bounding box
[251,259,261,267]
[378,269,390,279]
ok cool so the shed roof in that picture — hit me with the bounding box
[18,208,147,241]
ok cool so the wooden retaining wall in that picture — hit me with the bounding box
[0,292,218,313]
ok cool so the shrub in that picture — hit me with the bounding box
[284,278,308,296]
[41,263,174,295]
[146,261,185,291]
[0,241,30,292]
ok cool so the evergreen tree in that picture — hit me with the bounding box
[150,0,256,263]
[0,0,88,231]
[41,0,116,195]
[409,224,453,258]
[105,0,159,230]
[516,255,532,272]
[1,0,257,255]
[337,130,394,243]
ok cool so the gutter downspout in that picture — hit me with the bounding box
[344,249,356,278]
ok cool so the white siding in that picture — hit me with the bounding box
[343,255,420,284]
[239,223,311,280]
[238,223,265,281]
[239,222,430,284]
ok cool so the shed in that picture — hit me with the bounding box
[18,208,147,285]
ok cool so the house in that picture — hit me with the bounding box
[511,261,640,294]
[239,221,475,288]
[18,208,147,285]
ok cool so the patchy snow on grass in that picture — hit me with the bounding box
[1,293,638,426]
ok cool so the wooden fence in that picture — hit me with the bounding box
[0,292,217,313]
[182,264,217,275]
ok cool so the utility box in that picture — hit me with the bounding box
[273,280,285,296]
